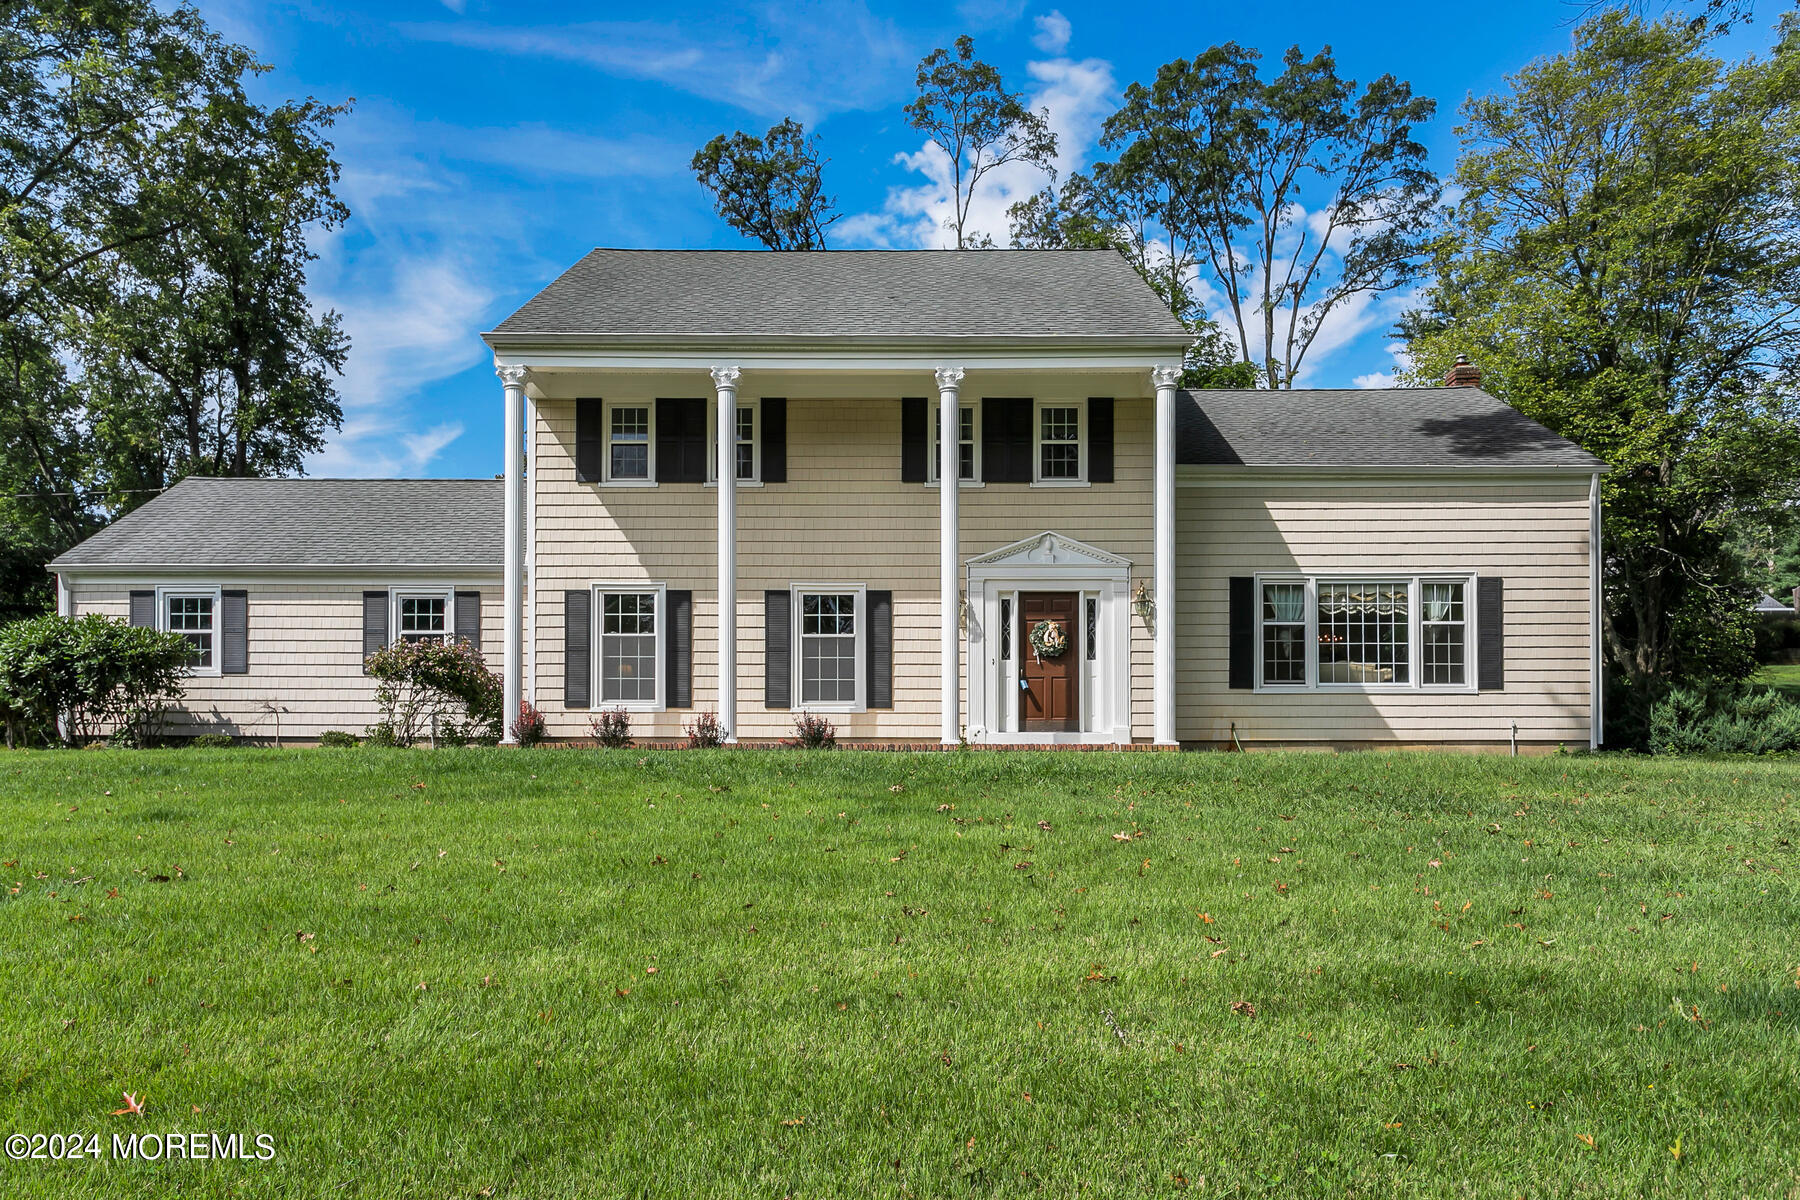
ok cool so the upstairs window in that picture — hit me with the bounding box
[607,404,651,482]
[396,593,448,644]
[929,401,979,483]
[1036,402,1083,482]
[708,400,759,483]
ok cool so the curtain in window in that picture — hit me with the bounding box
[1263,584,1305,622]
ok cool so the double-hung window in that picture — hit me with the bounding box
[163,590,218,673]
[395,591,450,644]
[598,587,663,707]
[796,588,862,708]
[1256,575,1474,691]
[606,403,652,482]
[1035,401,1083,483]
[709,399,759,483]
[929,401,979,483]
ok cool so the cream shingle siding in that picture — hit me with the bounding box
[531,389,1157,741]
[1175,481,1593,746]
[65,581,502,741]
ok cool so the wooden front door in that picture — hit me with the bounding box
[1019,592,1080,732]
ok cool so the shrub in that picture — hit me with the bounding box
[685,709,726,748]
[189,733,234,748]
[318,730,359,748]
[1648,684,1800,755]
[363,638,501,748]
[785,711,837,749]
[590,707,634,747]
[511,700,547,747]
[0,614,192,748]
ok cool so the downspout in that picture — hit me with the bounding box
[1589,471,1603,750]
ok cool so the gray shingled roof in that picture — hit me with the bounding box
[1178,387,1605,470]
[486,248,1192,342]
[50,478,503,571]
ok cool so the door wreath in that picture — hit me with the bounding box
[1028,618,1068,663]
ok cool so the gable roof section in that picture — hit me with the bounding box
[486,248,1192,344]
[1177,386,1605,471]
[50,477,502,572]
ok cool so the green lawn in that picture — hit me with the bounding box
[1,749,1796,1198]
[1753,661,1800,702]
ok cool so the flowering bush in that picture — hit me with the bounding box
[0,614,191,747]
[685,709,725,748]
[785,710,837,749]
[511,700,546,747]
[363,638,501,748]
[591,706,634,747]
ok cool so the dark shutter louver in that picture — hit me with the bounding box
[666,589,693,708]
[656,397,707,483]
[866,590,893,709]
[761,398,787,483]
[1228,577,1254,690]
[900,397,927,483]
[361,591,388,673]
[1477,577,1505,691]
[564,590,592,708]
[1088,398,1114,483]
[575,398,604,483]
[764,589,792,708]
[983,398,1034,483]
[454,591,482,648]
[129,590,155,628]
[220,590,248,675]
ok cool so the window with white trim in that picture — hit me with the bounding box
[797,589,860,707]
[394,591,450,644]
[1035,401,1083,482]
[929,401,979,483]
[598,589,661,705]
[163,592,217,671]
[708,399,759,483]
[1255,575,1475,691]
[606,403,652,482]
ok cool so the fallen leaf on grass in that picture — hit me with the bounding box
[110,1092,144,1117]
[1577,1134,1596,1149]
[781,1117,805,1126]
[1230,1000,1256,1018]
[1210,949,1228,958]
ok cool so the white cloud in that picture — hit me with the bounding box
[956,0,1028,29]
[1032,10,1071,54]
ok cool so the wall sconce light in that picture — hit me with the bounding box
[1132,580,1155,632]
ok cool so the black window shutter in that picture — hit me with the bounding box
[1088,398,1114,483]
[866,589,893,709]
[575,398,604,483]
[361,591,388,673]
[656,398,708,484]
[666,589,693,708]
[900,397,927,482]
[765,589,792,708]
[454,591,482,647]
[983,398,1034,483]
[761,398,787,483]
[220,589,248,675]
[1478,577,1505,691]
[1228,577,1254,690]
[564,590,592,709]
[129,590,155,628]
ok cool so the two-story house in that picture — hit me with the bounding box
[50,249,1607,749]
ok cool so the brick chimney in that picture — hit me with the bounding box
[1444,354,1482,387]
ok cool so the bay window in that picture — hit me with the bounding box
[1255,575,1474,691]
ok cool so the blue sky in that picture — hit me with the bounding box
[200,1,1784,480]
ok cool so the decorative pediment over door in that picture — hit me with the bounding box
[966,531,1132,571]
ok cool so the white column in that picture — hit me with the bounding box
[498,363,528,744]
[1152,364,1181,747]
[936,367,965,745]
[713,366,742,743]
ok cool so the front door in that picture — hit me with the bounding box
[1019,592,1079,732]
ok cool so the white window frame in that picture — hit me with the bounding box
[391,587,455,646]
[928,398,982,486]
[792,583,867,713]
[1251,572,1479,694]
[602,399,656,486]
[157,585,222,677]
[1032,397,1087,486]
[593,582,667,712]
[706,396,761,486]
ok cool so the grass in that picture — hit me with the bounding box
[1752,661,1800,703]
[2,748,1797,1198]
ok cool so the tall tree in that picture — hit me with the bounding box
[691,118,837,250]
[1101,45,1439,388]
[1402,13,1800,701]
[906,35,1056,249]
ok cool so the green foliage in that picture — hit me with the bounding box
[1648,683,1800,753]
[690,119,837,249]
[317,729,358,748]
[590,707,633,748]
[1404,13,1800,717]
[0,613,190,746]
[189,733,234,748]
[363,639,501,748]
[907,35,1056,248]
